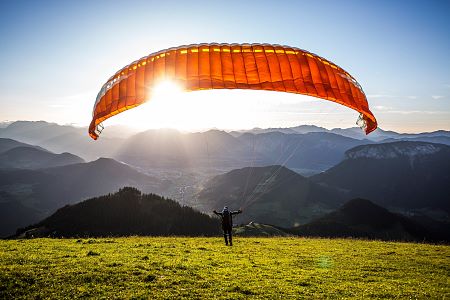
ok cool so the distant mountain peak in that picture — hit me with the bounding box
[346,141,447,160]
[92,157,117,163]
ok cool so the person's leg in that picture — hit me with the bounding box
[223,230,228,245]
[229,229,233,246]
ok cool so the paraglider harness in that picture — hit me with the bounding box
[221,209,232,230]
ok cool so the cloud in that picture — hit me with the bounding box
[373,105,392,111]
[431,95,445,100]
[387,110,447,115]
[367,94,395,99]
[368,94,419,100]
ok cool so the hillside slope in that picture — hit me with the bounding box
[0,193,44,238]
[291,198,447,242]
[16,187,220,237]
[1,238,448,299]
[196,165,346,227]
[233,222,291,237]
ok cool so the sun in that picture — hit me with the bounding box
[150,80,184,99]
[105,79,263,132]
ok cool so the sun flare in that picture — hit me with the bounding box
[151,80,184,99]
[102,80,358,132]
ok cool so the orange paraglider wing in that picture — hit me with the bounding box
[89,43,377,140]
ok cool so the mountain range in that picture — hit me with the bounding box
[237,131,369,172]
[1,121,449,240]
[0,121,126,161]
[0,149,169,237]
[101,129,374,174]
[194,141,449,228]
[2,121,449,174]
[233,125,450,142]
[0,139,84,169]
[114,129,261,170]
[311,142,450,216]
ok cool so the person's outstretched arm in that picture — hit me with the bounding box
[231,209,242,215]
[213,210,222,216]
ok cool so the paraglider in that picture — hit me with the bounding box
[89,43,377,140]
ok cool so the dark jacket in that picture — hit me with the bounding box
[213,208,242,230]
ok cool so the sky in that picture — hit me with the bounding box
[0,0,449,133]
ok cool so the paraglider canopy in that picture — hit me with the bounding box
[89,43,377,139]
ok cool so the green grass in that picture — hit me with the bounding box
[1,237,449,299]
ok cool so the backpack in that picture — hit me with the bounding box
[222,210,232,227]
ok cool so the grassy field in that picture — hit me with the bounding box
[1,237,449,299]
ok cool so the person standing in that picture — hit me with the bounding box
[213,206,242,246]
